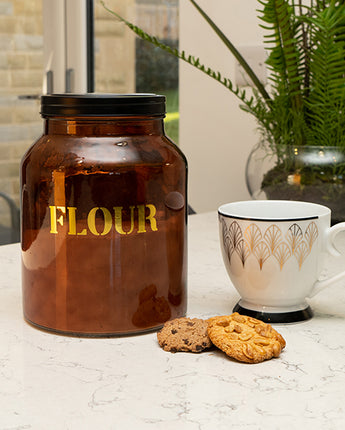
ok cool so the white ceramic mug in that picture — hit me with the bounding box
[218,200,345,323]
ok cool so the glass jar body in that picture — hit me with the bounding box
[21,117,187,336]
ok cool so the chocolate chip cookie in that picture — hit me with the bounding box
[157,317,213,353]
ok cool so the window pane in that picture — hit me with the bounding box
[136,0,179,144]
[94,0,136,93]
[94,0,179,144]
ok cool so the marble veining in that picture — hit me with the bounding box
[1,213,345,429]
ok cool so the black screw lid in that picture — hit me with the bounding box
[40,93,166,117]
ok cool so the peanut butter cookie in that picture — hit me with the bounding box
[157,317,213,353]
[207,313,286,363]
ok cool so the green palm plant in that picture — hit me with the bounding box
[102,0,345,223]
[102,0,345,149]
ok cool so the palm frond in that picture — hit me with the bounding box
[259,0,304,107]
[100,1,264,120]
[188,0,271,103]
[303,1,345,146]
[102,0,345,148]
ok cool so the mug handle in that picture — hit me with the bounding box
[310,222,345,297]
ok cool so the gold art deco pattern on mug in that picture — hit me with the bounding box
[220,219,318,270]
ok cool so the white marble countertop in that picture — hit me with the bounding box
[1,211,345,429]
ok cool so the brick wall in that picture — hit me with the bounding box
[136,0,178,40]
[0,0,43,228]
[94,0,136,93]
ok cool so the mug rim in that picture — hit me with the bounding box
[218,200,330,222]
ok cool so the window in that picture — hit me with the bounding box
[94,0,179,143]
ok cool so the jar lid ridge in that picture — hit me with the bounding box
[41,93,166,117]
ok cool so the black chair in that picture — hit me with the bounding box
[188,205,196,215]
[0,192,20,245]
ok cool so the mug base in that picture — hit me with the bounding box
[233,302,313,324]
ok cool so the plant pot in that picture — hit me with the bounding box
[246,143,345,225]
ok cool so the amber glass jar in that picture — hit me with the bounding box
[21,94,187,336]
